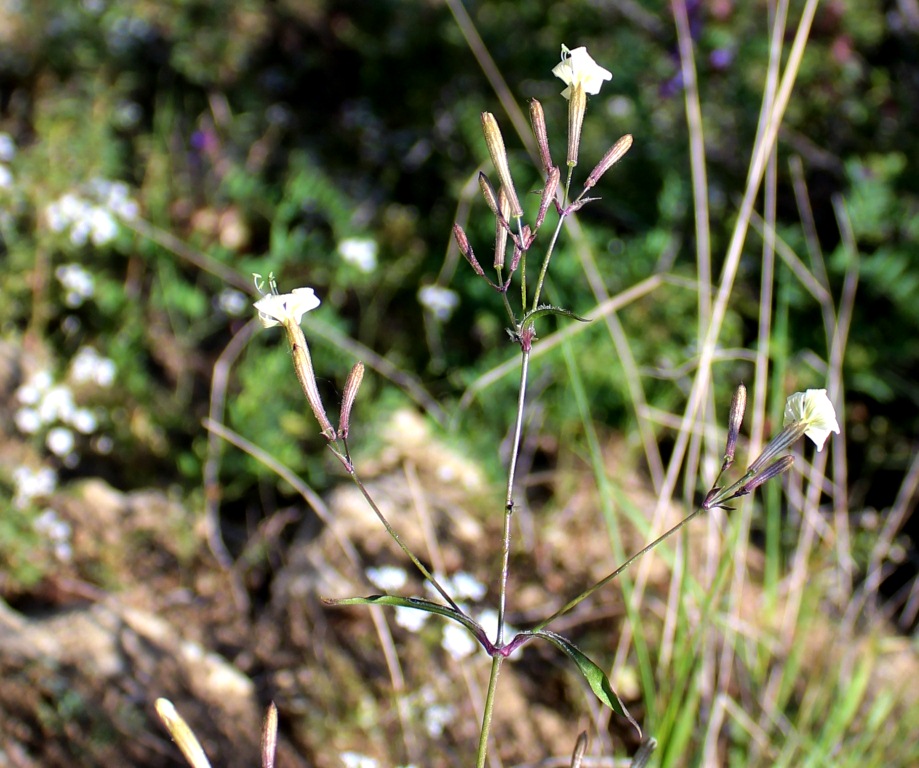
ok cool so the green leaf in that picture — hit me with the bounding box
[324,594,488,644]
[520,305,589,332]
[533,629,641,738]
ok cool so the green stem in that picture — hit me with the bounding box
[530,215,566,311]
[495,266,517,328]
[332,448,462,614]
[516,217,526,309]
[475,655,504,768]
[531,505,708,632]
[530,169,573,311]
[497,349,530,643]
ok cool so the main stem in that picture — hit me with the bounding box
[475,655,504,768]
[497,349,530,644]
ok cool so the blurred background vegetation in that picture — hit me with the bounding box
[0,0,918,764]
[2,0,915,579]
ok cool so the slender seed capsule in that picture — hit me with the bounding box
[453,223,485,276]
[478,172,501,218]
[494,187,510,268]
[722,382,746,472]
[339,362,364,440]
[585,134,633,189]
[536,166,560,230]
[529,98,553,174]
[481,112,523,217]
[738,456,795,496]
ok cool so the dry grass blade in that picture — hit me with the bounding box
[261,702,278,768]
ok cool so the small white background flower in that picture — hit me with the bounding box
[418,285,459,321]
[552,44,613,98]
[338,237,378,274]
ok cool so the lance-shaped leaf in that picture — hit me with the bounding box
[520,304,589,333]
[325,594,490,647]
[533,630,641,738]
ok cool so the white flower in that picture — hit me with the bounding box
[340,753,378,768]
[418,285,459,321]
[71,408,99,434]
[783,389,840,450]
[394,605,429,632]
[338,237,378,273]
[253,287,320,328]
[0,132,16,162]
[56,263,96,307]
[14,407,41,434]
[423,572,485,602]
[12,465,57,509]
[366,565,408,592]
[88,207,118,246]
[38,385,76,424]
[70,346,116,387]
[216,288,248,316]
[46,426,75,457]
[441,622,476,660]
[552,45,613,99]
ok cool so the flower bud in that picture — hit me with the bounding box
[585,134,633,190]
[722,382,746,473]
[529,99,553,174]
[737,456,794,496]
[481,112,523,217]
[339,362,364,440]
[478,172,501,218]
[453,223,485,277]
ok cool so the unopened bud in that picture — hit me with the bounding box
[566,84,587,167]
[585,134,633,189]
[495,187,510,268]
[509,242,523,273]
[564,197,598,215]
[738,456,794,496]
[453,223,485,277]
[478,172,501,218]
[536,166,561,229]
[529,99,553,174]
[339,362,364,440]
[722,382,746,473]
[481,112,523,217]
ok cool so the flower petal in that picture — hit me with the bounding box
[254,287,320,328]
[552,45,612,98]
[783,389,840,450]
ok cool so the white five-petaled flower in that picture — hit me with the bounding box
[253,287,320,328]
[552,45,613,99]
[783,389,840,451]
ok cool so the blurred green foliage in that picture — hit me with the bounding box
[0,0,916,521]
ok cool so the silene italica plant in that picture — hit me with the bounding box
[157,44,841,767]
